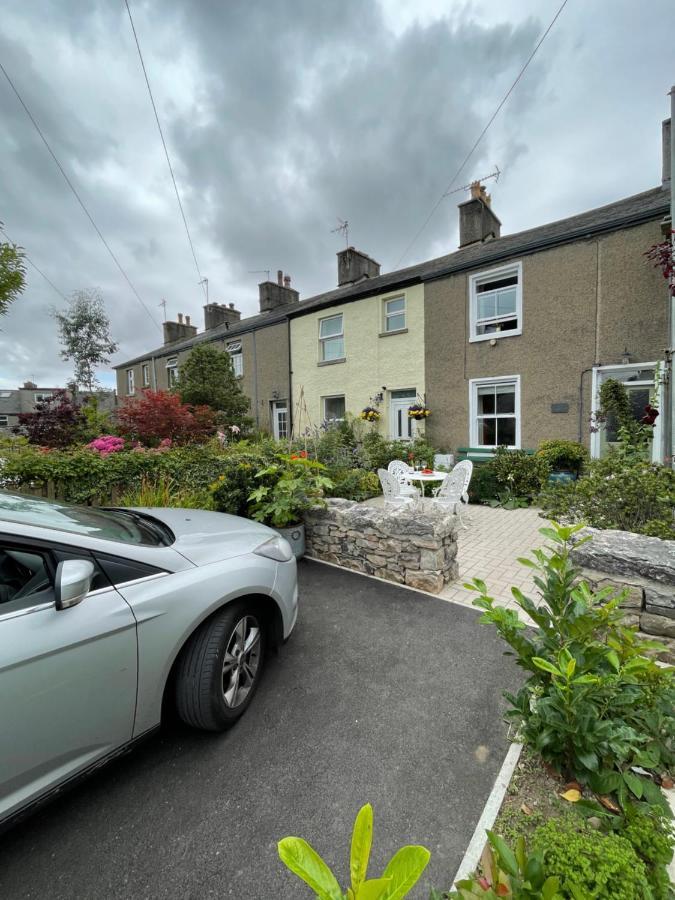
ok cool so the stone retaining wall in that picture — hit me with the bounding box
[304,499,458,593]
[571,528,675,662]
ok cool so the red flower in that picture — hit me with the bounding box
[640,404,659,427]
[290,454,299,460]
[299,449,308,458]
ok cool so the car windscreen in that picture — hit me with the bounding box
[0,492,173,547]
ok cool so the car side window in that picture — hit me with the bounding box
[0,544,54,615]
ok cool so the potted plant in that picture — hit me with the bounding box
[536,439,588,483]
[248,456,333,558]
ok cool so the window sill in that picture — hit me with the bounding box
[470,329,522,344]
[379,328,408,338]
[318,358,346,367]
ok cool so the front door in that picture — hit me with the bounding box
[390,389,417,441]
[0,539,137,823]
[272,400,289,441]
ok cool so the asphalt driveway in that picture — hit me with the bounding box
[0,560,519,899]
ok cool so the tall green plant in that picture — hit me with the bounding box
[466,523,674,803]
[278,803,430,899]
[249,456,333,527]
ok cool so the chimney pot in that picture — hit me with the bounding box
[229,302,235,309]
[284,274,291,288]
[177,312,183,324]
[277,269,283,286]
[185,315,191,326]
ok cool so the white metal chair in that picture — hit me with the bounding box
[387,460,420,499]
[432,460,473,527]
[378,468,416,507]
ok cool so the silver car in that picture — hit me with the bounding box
[0,491,297,828]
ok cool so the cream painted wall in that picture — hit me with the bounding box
[290,284,425,439]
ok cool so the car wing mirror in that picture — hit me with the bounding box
[55,559,95,610]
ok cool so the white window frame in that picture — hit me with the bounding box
[141,363,150,387]
[227,341,243,378]
[272,400,288,441]
[323,394,346,423]
[383,294,406,333]
[0,415,9,427]
[34,392,53,403]
[590,362,661,463]
[469,375,521,449]
[319,314,345,362]
[166,357,178,388]
[469,261,522,343]
[126,370,135,396]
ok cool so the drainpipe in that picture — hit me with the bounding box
[578,367,595,445]
[151,356,157,391]
[669,86,675,466]
[252,331,259,428]
[287,320,293,439]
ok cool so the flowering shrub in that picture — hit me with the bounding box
[116,390,216,446]
[16,390,88,449]
[87,435,125,455]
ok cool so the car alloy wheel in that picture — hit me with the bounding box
[221,615,262,709]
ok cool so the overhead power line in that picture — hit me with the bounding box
[124,0,207,302]
[394,0,569,269]
[0,60,162,333]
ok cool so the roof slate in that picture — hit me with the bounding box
[115,185,669,369]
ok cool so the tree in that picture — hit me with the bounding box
[0,227,26,317]
[53,289,118,392]
[16,390,88,449]
[115,389,216,446]
[175,344,250,424]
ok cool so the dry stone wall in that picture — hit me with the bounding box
[571,527,675,663]
[304,499,458,593]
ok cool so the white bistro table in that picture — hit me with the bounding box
[404,470,447,497]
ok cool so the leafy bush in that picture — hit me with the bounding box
[326,468,381,502]
[119,474,213,510]
[467,463,500,504]
[174,343,251,429]
[16,389,89,448]
[618,803,674,899]
[446,830,559,899]
[491,448,549,500]
[248,456,333,528]
[116,389,217,446]
[536,440,588,476]
[467,522,675,798]
[540,454,675,539]
[278,802,430,899]
[209,449,274,517]
[532,818,650,899]
[360,432,437,472]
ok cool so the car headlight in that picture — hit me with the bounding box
[253,535,294,562]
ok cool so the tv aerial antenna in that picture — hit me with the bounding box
[444,165,501,197]
[331,218,349,248]
[158,298,167,321]
[248,269,271,282]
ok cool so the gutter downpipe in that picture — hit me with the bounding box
[669,88,675,467]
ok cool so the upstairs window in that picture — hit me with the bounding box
[469,263,522,342]
[126,370,135,396]
[227,341,243,378]
[383,296,406,333]
[0,415,8,427]
[141,363,150,387]
[34,393,53,403]
[319,314,344,362]
[166,358,178,388]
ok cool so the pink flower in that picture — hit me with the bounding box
[87,435,125,456]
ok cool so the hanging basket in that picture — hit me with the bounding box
[408,404,431,420]
[359,406,381,422]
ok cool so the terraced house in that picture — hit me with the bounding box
[116,118,671,461]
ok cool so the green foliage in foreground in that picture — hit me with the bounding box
[531,817,651,900]
[466,522,674,799]
[278,803,430,899]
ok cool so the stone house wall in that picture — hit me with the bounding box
[304,498,458,593]
[571,528,675,663]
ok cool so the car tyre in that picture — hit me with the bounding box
[175,601,266,731]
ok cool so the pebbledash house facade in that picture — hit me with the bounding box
[115,118,671,460]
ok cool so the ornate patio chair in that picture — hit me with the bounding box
[432,460,473,527]
[378,468,416,507]
[387,460,420,499]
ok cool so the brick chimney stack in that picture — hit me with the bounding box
[259,271,299,313]
[336,247,381,286]
[203,303,242,331]
[458,182,501,247]
[163,312,198,345]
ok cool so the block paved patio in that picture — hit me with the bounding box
[438,503,547,615]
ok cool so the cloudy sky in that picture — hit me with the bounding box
[1,0,673,389]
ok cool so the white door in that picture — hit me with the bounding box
[272,401,288,441]
[390,389,417,441]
